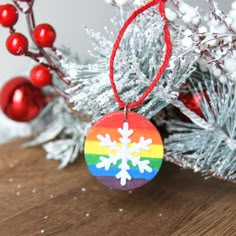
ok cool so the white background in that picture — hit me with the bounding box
[0,0,233,142]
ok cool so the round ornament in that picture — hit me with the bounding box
[179,91,206,118]
[84,111,164,190]
[0,77,47,122]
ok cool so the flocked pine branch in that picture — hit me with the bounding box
[65,5,197,120]
[107,0,236,82]
[164,0,236,182]
[166,71,236,182]
[168,0,236,82]
[24,97,91,169]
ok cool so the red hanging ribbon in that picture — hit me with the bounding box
[109,0,172,109]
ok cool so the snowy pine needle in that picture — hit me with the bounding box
[66,7,197,120]
[24,98,91,169]
[166,73,236,182]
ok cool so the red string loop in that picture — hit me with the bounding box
[109,0,172,109]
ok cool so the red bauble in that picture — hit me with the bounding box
[33,23,56,48]
[0,4,18,28]
[179,92,205,118]
[6,32,28,55]
[0,77,47,122]
[30,64,52,87]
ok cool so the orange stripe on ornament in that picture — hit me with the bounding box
[86,127,163,144]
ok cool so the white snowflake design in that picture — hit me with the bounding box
[96,122,153,186]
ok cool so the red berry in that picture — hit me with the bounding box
[6,32,28,55]
[30,64,52,87]
[0,4,18,27]
[33,23,56,48]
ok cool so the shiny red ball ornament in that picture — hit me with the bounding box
[33,23,56,48]
[179,92,205,118]
[30,64,52,87]
[0,4,18,28]
[0,77,47,122]
[6,32,28,55]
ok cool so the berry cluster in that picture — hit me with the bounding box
[0,0,68,122]
[0,2,57,87]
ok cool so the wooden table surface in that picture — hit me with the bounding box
[0,139,235,236]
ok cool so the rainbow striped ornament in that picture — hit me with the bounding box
[84,111,164,190]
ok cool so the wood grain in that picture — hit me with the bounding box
[0,139,235,236]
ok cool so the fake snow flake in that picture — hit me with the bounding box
[8,178,13,182]
[81,187,86,192]
[84,111,164,190]
[182,37,193,48]
[32,189,37,194]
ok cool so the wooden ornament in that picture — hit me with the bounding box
[84,111,164,190]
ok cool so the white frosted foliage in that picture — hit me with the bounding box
[231,20,236,31]
[182,37,193,48]
[165,8,177,22]
[198,26,207,33]
[67,7,197,119]
[212,68,222,77]
[219,75,227,83]
[183,29,192,36]
[198,58,208,72]
[182,15,192,24]
[225,17,233,25]
[192,16,201,26]
[229,10,236,19]
[166,76,236,182]
[232,1,236,10]
[225,58,236,73]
